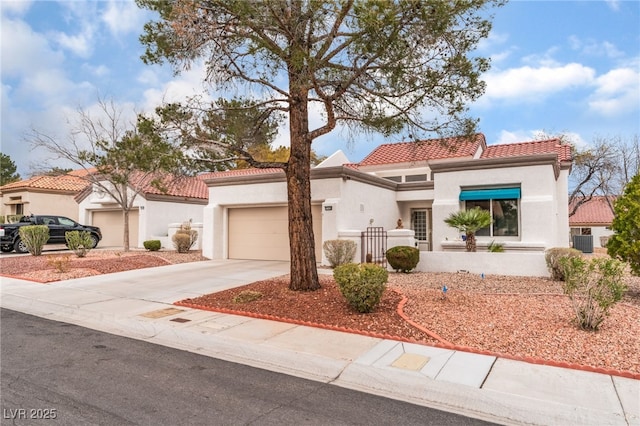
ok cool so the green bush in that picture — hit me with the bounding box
[143,240,162,251]
[559,256,627,331]
[385,246,419,273]
[545,247,582,281]
[172,222,198,253]
[323,239,357,268]
[607,174,640,276]
[65,230,94,258]
[18,225,49,256]
[487,240,504,252]
[333,263,388,313]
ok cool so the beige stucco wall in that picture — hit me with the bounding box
[79,182,206,248]
[202,157,571,270]
[203,175,400,261]
[1,190,80,221]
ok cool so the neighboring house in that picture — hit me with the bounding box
[76,173,209,249]
[569,196,615,249]
[0,170,91,221]
[200,134,572,276]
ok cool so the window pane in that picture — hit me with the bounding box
[405,174,427,182]
[411,210,427,241]
[492,199,518,236]
[383,176,402,182]
[465,200,490,236]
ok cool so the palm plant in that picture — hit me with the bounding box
[444,207,492,252]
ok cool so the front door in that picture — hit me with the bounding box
[411,209,432,251]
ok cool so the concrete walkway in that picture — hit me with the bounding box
[1,259,638,426]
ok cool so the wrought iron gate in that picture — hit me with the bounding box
[361,227,387,266]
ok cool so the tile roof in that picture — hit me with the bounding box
[482,139,572,162]
[200,168,284,180]
[358,133,486,166]
[0,173,90,193]
[1,169,208,200]
[569,196,615,225]
[130,172,209,200]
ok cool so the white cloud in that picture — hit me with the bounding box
[605,0,620,11]
[140,62,212,112]
[568,36,624,58]
[1,16,64,77]
[477,31,509,52]
[493,129,587,148]
[82,63,110,78]
[102,0,148,36]
[521,47,562,68]
[483,63,595,101]
[588,67,640,115]
[0,0,32,16]
[493,130,538,144]
[51,27,94,58]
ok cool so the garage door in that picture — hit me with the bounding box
[228,205,322,261]
[92,209,139,248]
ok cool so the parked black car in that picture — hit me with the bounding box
[0,215,102,253]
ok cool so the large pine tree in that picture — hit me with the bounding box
[137,0,503,290]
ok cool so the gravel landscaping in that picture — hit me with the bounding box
[2,249,638,378]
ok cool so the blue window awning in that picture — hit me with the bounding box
[460,187,521,201]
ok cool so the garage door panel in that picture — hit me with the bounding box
[228,206,321,261]
[92,210,139,248]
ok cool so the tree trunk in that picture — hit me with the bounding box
[466,232,476,252]
[123,208,130,252]
[287,87,320,291]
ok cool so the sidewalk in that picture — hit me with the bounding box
[1,259,638,426]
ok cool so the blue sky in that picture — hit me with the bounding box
[1,0,639,177]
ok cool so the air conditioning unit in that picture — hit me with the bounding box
[572,235,594,253]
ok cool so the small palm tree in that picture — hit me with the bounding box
[444,207,492,252]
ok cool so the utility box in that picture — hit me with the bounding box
[572,235,594,254]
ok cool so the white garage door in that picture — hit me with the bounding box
[92,209,139,248]
[228,205,322,261]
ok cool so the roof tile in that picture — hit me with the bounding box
[482,139,572,162]
[358,134,485,166]
[569,196,615,225]
[0,174,89,192]
[200,168,284,180]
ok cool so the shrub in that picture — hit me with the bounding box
[232,290,263,304]
[607,174,640,276]
[47,255,72,273]
[545,247,582,281]
[323,239,357,268]
[143,240,162,251]
[487,240,504,253]
[172,222,198,253]
[333,263,388,313]
[385,246,419,273]
[18,225,49,256]
[559,256,627,331]
[65,230,94,258]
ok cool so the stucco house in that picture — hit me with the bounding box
[76,173,208,249]
[0,170,91,221]
[569,196,615,249]
[200,134,572,277]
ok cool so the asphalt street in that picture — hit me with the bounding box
[1,309,495,425]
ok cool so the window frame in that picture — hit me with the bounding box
[461,187,521,239]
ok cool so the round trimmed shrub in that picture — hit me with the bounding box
[143,240,162,251]
[333,263,388,313]
[386,246,419,273]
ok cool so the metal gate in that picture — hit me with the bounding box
[361,227,387,266]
